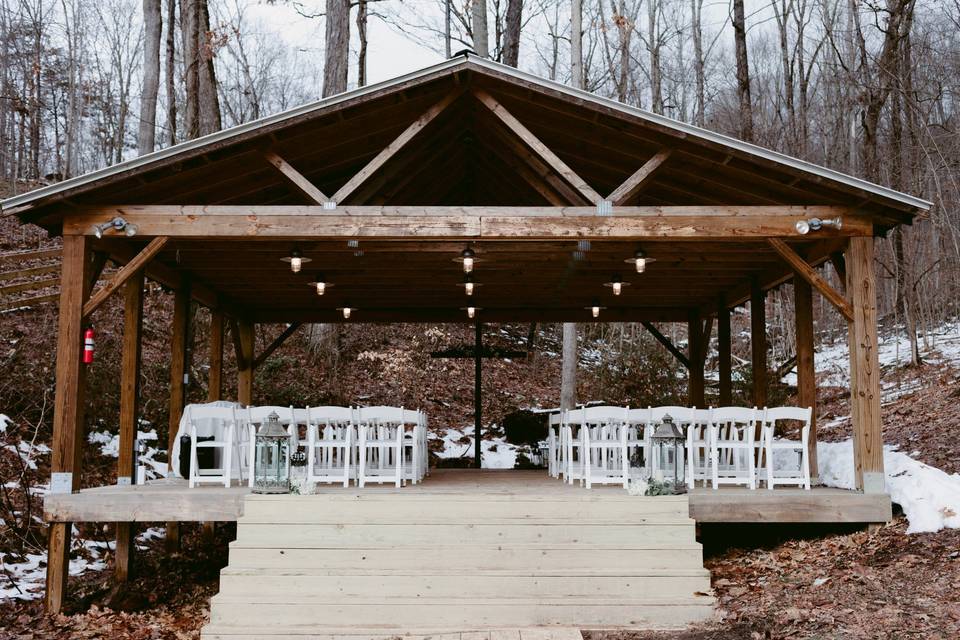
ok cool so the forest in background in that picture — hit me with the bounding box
[2,0,959,362]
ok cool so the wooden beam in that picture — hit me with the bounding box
[846,237,883,493]
[687,311,706,407]
[607,148,673,205]
[640,321,690,369]
[768,238,853,322]
[114,523,134,583]
[251,323,302,370]
[208,309,224,401]
[332,91,461,204]
[167,283,191,552]
[64,205,869,240]
[263,151,330,204]
[831,251,847,292]
[473,88,603,205]
[46,234,92,614]
[750,279,768,409]
[794,277,818,481]
[717,296,732,406]
[82,237,168,319]
[237,320,255,405]
[118,273,144,485]
[249,306,692,324]
[474,322,483,469]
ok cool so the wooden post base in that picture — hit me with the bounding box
[165,522,181,553]
[114,522,135,582]
[45,522,71,613]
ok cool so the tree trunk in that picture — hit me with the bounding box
[502,0,523,67]
[180,0,199,139]
[732,0,753,141]
[472,0,489,57]
[139,0,162,155]
[323,0,350,97]
[165,0,177,145]
[560,323,578,410]
[570,0,582,88]
[356,0,368,87]
[648,0,662,114]
[196,0,221,135]
[690,0,705,126]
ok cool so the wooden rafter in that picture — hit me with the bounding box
[472,88,603,205]
[263,151,330,204]
[82,237,168,319]
[251,322,303,369]
[607,148,673,205]
[767,238,853,322]
[640,320,690,369]
[331,90,462,204]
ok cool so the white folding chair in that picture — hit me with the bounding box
[547,412,562,479]
[625,408,652,478]
[185,405,238,488]
[761,406,812,490]
[306,406,355,486]
[401,409,425,485]
[709,407,759,489]
[581,406,630,489]
[356,406,405,487]
[687,407,713,489]
[561,408,588,486]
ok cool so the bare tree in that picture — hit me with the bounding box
[323,0,349,96]
[731,0,753,141]
[502,0,522,66]
[473,0,489,56]
[138,0,162,155]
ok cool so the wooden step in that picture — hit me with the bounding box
[225,545,708,571]
[232,523,698,547]
[202,626,585,640]
[214,573,713,599]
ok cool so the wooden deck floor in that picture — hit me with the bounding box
[43,469,891,524]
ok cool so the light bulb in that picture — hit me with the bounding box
[315,282,326,295]
[465,282,474,296]
[612,281,622,296]
[467,307,476,319]
[592,306,600,318]
[463,256,474,273]
[92,225,104,239]
[635,257,646,274]
[342,307,352,319]
[290,256,302,273]
[124,223,138,237]
[795,220,811,235]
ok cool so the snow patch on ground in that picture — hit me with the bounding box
[86,427,168,479]
[0,414,10,432]
[818,440,960,534]
[434,427,519,469]
[0,527,165,602]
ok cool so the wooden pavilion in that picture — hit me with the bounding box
[1,53,931,619]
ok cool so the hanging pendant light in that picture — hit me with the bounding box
[459,274,481,296]
[281,248,312,273]
[461,306,481,319]
[603,274,630,296]
[584,301,606,318]
[625,249,656,274]
[337,305,354,319]
[455,247,477,273]
[306,275,334,296]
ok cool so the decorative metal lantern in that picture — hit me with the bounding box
[253,411,291,494]
[651,414,686,494]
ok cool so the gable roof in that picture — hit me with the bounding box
[2,52,931,231]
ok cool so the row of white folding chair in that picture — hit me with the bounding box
[560,406,632,489]
[184,404,241,488]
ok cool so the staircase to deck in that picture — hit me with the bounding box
[201,471,715,639]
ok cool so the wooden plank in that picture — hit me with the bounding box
[768,238,853,322]
[44,485,250,522]
[0,292,60,311]
[0,263,59,281]
[846,237,884,493]
[794,277,818,480]
[237,320,255,405]
[750,279,767,409]
[251,322,302,370]
[114,522,134,583]
[208,309,224,401]
[45,522,71,613]
[263,150,330,204]
[332,91,461,204]
[687,311,705,407]
[717,297,732,405]
[82,237,168,319]
[688,488,891,523]
[0,247,61,264]
[249,307,692,324]
[0,275,59,294]
[607,148,673,205]
[640,321,690,369]
[117,273,144,485]
[473,89,603,205]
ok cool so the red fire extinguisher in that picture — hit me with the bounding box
[82,328,95,364]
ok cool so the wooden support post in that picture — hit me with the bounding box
[114,523,135,583]
[46,235,93,613]
[846,237,884,493]
[687,311,706,408]
[474,322,483,469]
[718,297,732,406]
[750,279,768,408]
[237,320,255,405]
[167,283,191,552]
[208,309,224,401]
[118,273,144,485]
[794,277,818,482]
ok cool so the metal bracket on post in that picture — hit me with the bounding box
[116,476,132,486]
[862,472,885,494]
[596,199,612,216]
[50,472,73,494]
[323,201,337,210]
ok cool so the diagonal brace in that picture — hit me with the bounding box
[768,238,853,322]
[641,320,691,370]
[82,237,168,319]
